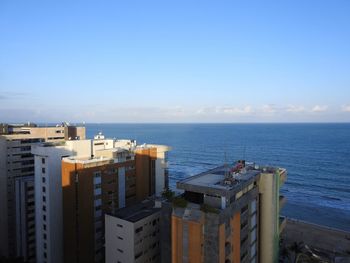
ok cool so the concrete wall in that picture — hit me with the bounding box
[0,137,9,257]
[204,194,222,209]
[105,211,161,263]
[147,145,170,197]
[33,146,70,263]
[32,140,91,263]
[105,215,134,263]
[0,135,43,260]
[62,157,126,263]
[92,139,114,155]
[258,172,278,263]
[133,212,161,263]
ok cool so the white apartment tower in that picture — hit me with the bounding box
[32,140,91,263]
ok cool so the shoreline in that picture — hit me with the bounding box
[281,217,350,261]
[284,217,350,235]
[281,201,350,232]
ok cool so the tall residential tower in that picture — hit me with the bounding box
[0,123,85,262]
[166,161,286,263]
[60,143,170,263]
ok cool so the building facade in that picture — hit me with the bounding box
[32,140,91,263]
[61,144,170,263]
[105,200,161,263]
[165,161,286,263]
[0,123,85,262]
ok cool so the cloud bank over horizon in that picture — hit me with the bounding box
[1,99,349,123]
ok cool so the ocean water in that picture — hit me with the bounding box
[85,123,350,231]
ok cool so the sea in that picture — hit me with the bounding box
[84,123,350,231]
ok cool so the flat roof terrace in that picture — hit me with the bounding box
[112,200,160,223]
[177,165,260,197]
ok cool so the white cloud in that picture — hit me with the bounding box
[196,106,254,115]
[286,105,305,113]
[219,105,254,115]
[341,105,350,112]
[311,105,328,112]
[261,104,276,114]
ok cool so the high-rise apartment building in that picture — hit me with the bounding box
[61,143,170,263]
[32,140,92,263]
[0,123,85,262]
[165,161,286,263]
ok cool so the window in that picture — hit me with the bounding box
[42,186,46,193]
[241,251,248,261]
[135,226,143,234]
[20,146,31,151]
[117,224,123,228]
[94,194,102,200]
[250,199,257,214]
[43,233,47,240]
[241,204,248,214]
[240,235,248,246]
[250,243,257,258]
[43,252,47,258]
[43,224,46,231]
[42,205,46,211]
[42,196,46,202]
[117,249,123,253]
[94,171,101,178]
[241,220,248,230]
[117,236,123,240]
[42,177,46,183]
[43,215,46,221]
[251,228,257,243]
[42,158,45,164]
[126,165,135,171]
[251,214,257,228]
[135,251,142,259]
[42,168,45,174]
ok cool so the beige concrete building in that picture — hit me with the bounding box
[105,200,161,263]
[0,123,85,262]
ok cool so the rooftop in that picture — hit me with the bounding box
[62,155,113,164]
[112,200,160,223]
[177,162,276,197]
[95,147,130,153]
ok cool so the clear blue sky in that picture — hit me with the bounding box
[1,0,350,122]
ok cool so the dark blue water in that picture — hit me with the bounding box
[85,123,350,230]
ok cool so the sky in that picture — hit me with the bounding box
[1,0,350,123]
